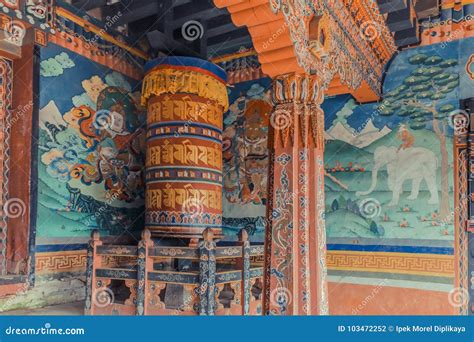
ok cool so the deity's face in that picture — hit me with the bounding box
[453,113,469,134]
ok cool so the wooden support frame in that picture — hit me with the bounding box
[84,228,264,316]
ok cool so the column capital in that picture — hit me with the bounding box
[270,74,325,149]
[272,73,325,106]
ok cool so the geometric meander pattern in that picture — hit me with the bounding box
[35,251,87,273]
[34,250,455,277]
[327,251,455,277]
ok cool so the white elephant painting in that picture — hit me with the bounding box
[356,146,439,206]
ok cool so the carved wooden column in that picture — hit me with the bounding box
[453,102,474,315]
[263,73,328,315]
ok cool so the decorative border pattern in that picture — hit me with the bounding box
[145,211,222,228]
[34,248,457,284]
[420,15,474,47]
[35,250,87,274]
[327,251,455,277]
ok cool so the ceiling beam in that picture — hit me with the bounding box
[146,30,202,58]
[376,0,407,14]
[113,1,161,26]
[72,0,107,12]
[171,7,227,29]
[207,35,252,58]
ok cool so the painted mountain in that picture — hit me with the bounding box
[326,119,392,148]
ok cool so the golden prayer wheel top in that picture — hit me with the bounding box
[141,56,229,111]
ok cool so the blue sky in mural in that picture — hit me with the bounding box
[39,43,141,113]
[323,39,462,133]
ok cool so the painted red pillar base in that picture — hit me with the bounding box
[263,74,329,315]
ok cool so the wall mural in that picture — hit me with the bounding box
[222,78,272,241]
[37,43,145,238]
[323,39,474,241]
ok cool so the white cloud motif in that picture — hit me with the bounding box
[40,52,75,77]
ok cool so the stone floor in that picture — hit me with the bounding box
[0,301,84,315]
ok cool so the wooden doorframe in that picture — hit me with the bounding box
[0,30,36,297]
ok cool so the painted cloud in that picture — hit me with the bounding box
[40,52,75,77]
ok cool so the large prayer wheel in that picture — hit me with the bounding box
[141,57,228,239]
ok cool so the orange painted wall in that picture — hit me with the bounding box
[328,282,456,315]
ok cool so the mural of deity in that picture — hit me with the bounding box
[37,44,145,237]
[222,80,272,240]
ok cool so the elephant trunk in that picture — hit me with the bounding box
[356,164,380,197]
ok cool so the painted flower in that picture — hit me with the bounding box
[277,153,291,165]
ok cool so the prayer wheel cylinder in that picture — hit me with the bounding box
[141,57,228,239]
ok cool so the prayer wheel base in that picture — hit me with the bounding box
[146,226,223,241]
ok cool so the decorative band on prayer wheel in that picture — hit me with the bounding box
[141,57,228,239]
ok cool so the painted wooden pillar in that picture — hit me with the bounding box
[263,73,328,315]
[84,230,102,315]
[238,229,251,315]
[199,228,217,315]
[453,102,474,315]
[140,57,228,241]
[453,112,470,315]
[136,229,153,316]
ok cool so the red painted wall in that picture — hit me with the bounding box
[328,282,456,315]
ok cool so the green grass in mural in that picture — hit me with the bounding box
[36,203,92,237]
[326,209,375,238]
